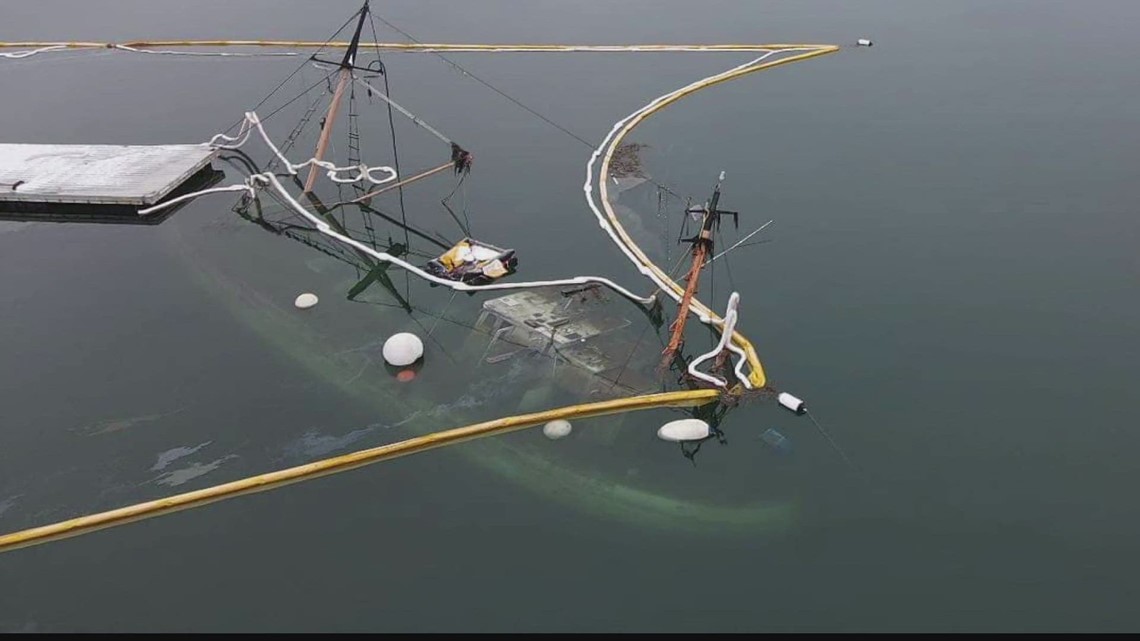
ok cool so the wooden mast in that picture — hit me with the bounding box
[660,174,736,374]
[302,1,371,194]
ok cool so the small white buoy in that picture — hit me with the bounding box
[657,418,710,442]
[382,332,424,367]
[778,392,806,415]
[294,293,319,309]
[857,38,873,47]
[543,420,572,440]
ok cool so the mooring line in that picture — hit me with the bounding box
[806,410,858,473]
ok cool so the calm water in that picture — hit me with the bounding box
[2,0,1139,632]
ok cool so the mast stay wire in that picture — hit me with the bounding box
[368,12,691,204]
[221,10,360,136]
[366,9,414,301]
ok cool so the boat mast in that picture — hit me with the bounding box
[303,0,371,194]
[660,172,739,374]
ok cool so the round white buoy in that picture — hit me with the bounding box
[657,418,710,443]
[543,420,572,440]
[778,392,806,415]
[294,293,319,309]
[382,332,424,367]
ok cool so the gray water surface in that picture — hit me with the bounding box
[1,0,1139,632]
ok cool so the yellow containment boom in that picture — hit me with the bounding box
[0,41,839,53]
[595,46,841,389]
[0,389,720,555]
[0,37,854,556]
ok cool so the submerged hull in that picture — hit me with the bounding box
[170,218,797,535]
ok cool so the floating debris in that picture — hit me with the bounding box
[151,441,212,471]
[543,420,572,440]
[382,332,424,367]
[760,427,792,454]
[424,237,518,286]
[75,408,184,436]
[610,142,649,179]
[657,418,710,442]
[294,292,319,309]
[285,428,374,460]
[153,455,238,488]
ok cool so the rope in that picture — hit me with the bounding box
[220,10,361,136]
[379,68,413,263]
[203,110,399,188]
[0,44,89,58]
[259,172,658,304]
[426,290,458,337]
[353,18,691,203]
[0,389,721,554]
[360,10,412,322]
[350,162,453,203]
[439,172,473,237]
[258,70,337,129]
[607,316,657,393]
[368,14,598,151]
[0,38,838,208]
[110,44,301,58]
[806,410,859,473]
[686,292,751,389]
[354,77,453,146]
[144,44,840,390]
[0,35,856,556]
[137,112,656,305]
[707,220,774,265]
[723,239,738,295]
[267,77,332,170]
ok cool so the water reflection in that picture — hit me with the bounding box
[0,7,778,539]
[0,166,224,225]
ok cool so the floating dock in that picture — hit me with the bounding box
[0,143,221,222]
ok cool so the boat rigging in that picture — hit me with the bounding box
[0,0,868,553]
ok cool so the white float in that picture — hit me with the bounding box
[294,292,319,309]
[382,332,424,367]
[857,38,873,47]
[656,418,710,442]
[778,392,806,415]
[543,420,572,440]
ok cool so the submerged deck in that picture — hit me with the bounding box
[0,143,218,218]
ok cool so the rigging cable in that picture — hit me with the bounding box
[256,68,338,131]
[806,410,858,473]
[369,13,689,203]
[367,11,414,301]
[221,9,361,135]
[584,46,843,390]
[440,172,473,237]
